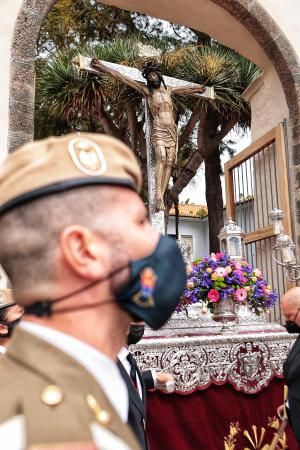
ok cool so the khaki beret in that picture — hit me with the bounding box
[0,133,142,215]
[0,289,14,310]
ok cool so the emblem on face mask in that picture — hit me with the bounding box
[132,267,156,308]
[68,137,107,176]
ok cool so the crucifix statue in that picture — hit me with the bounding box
[78,56,213,213]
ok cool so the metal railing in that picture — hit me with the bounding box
[225,124,292,323]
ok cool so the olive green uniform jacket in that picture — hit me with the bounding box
[0,327,141,450]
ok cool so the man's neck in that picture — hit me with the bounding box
[23,308,129,361]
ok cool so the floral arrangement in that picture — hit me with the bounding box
[177,252,278,314]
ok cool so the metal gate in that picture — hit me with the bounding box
[224,123,292,323]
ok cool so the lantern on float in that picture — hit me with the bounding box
[218,218,245,260]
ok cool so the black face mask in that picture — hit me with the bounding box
[285,321,300,334]
[25,235,186,330]
[7,318,21,336]
[115,235,186,329]
[127,324,145,345]
[0,317,21,338]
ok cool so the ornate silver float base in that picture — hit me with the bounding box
[144,303,283,338]
[134,303,294,395]
[131,331,295,395]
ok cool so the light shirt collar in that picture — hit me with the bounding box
[0,345,6,355]
[20,321,128,422]
[118,346,129,363]
[117,346,143,400]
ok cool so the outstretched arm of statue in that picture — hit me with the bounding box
[171,85,206,96]
[90,58,147,95]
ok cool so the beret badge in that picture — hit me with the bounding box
[0,292,7,306]
[68,137,108,176]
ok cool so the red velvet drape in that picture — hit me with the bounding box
[147,379,299,449]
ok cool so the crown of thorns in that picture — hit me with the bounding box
[141,61,161,78]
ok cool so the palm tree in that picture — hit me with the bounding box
[35,37,261,249]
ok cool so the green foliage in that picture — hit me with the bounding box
[38,0,142,54]
[196,207,208,219]
[178,44,261,122]
[35,50,106,137]
[38,0,196,56]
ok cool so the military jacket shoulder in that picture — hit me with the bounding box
[0,327,140,450]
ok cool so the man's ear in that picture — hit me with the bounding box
[59,226,108,280]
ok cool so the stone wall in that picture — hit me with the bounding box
[0,0,23,160]
[8,0,55,151]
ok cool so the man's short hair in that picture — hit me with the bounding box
[0,185,121,291]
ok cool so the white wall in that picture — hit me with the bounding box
[259,0,300,57]
[167,216,209,259]
[168,203,253,261]
[249,67,289,141]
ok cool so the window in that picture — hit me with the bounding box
[181,235,194,259]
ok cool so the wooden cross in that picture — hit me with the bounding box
[77,56,214,100]
[77,56,214,232]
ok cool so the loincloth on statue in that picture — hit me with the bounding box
[152,124,177,149]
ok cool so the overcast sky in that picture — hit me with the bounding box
[178,130,251,206]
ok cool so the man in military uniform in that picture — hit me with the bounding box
[0,133,186,450]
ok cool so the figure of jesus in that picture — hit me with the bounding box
[90,59,206,210]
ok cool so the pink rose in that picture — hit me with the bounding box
[253,268,262,277]
[208,289,220,302]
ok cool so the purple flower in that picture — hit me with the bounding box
[176,253,278,313]
[184,290,193,299]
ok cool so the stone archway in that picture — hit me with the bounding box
[8,0,300,247]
